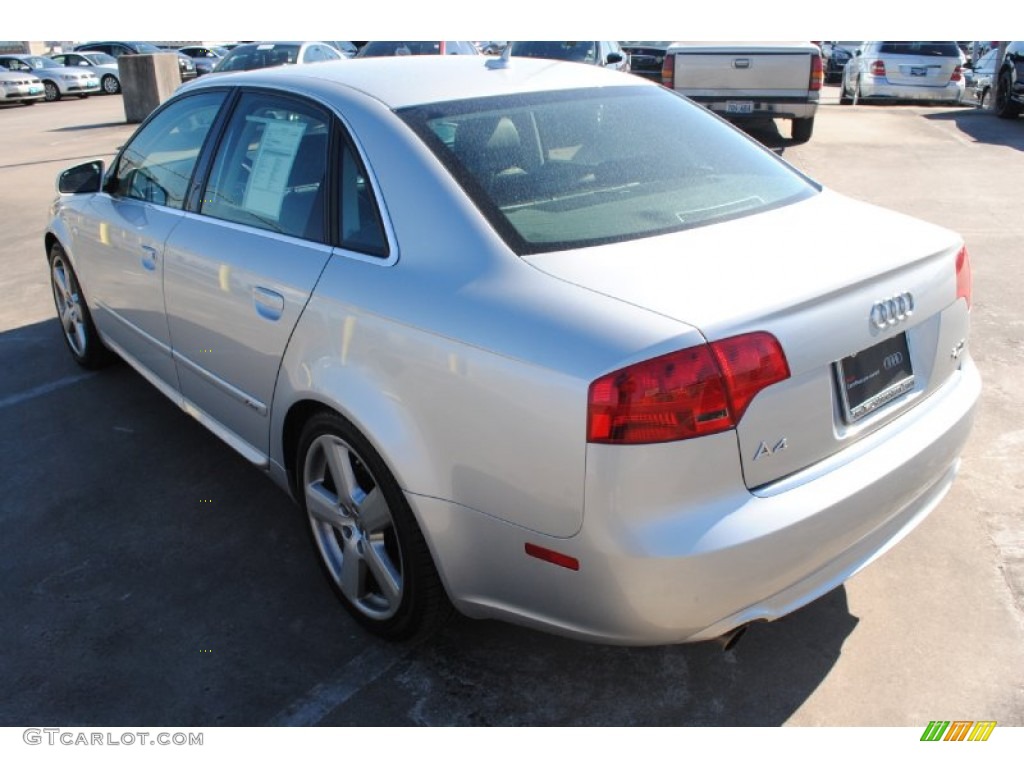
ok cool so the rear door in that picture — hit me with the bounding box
[162,90,337,457]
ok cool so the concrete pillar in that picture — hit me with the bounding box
[119,53,182,123]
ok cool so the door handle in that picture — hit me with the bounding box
[252,287,285,321]
[140,245,158,272]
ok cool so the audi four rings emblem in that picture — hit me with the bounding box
[870,292,914,329]
[883,352,904,370]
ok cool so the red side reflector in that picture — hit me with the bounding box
[956,245,972,309]
[661,53,675,89]
[525,543,579,571]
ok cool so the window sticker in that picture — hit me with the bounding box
[242,118,306,220]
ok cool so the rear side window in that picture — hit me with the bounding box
[110,90,226,208]
[201,92,331,242]
[879,42,961,57]
[399,86,816,255]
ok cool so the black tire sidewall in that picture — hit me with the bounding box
[296,411,447,640]
[48,243,109,369]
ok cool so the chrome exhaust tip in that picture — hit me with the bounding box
[714,624,749,651]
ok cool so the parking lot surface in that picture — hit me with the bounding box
[1,89,1022,726]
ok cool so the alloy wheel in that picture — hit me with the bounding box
[303,434,404,621]
[50,253,87,357]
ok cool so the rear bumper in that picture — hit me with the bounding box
[418,357,980,645]
[859,76,965,103]
[691,96,818,120]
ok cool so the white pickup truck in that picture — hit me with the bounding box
[660,41,824,142]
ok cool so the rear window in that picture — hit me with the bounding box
[215,44,300,71]
[879,42,961,57]
[509,41,598,64]
[359,42,444,57]
[399,86,817,255]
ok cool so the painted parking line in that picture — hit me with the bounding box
[0,372,97,411]
[266,644,408,726]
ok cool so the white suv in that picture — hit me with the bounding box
[841,41,965,104]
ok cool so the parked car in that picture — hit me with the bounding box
[355,41,479,57]
[178,46,228,76]
[0,70,45,105]
[0,54,100,101]
[840,41,964,104]
[994,41,1024,119]
[209,41,343,73]
[620,41,671,81]
[821,41,861,84]
[74,41,196,82]
[51,51,121,94]
[324,41,359,58]
[966,48,1000,107]
[508,41,628,71]
[46,57,979,646]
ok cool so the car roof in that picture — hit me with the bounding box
[183,55,649,109]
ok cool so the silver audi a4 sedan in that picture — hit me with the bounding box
[45,57,980,645]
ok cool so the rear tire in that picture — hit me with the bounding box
[995,72,1021,118]
[791,117,814,143]
[297,411,453,640]
[839,80,852,105]
[101,74,120,94]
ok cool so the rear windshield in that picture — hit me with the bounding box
[509,41,599,64]
[879,41,961,57]
[399,86,817,255]
[215,44,300,71]
[359,42,444,56]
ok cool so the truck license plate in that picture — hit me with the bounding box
[726,101,754,114]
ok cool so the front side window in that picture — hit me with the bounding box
[400,86,817,255]
[110,90,226,208]
[201,92,330,241]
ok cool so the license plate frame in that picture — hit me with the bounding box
[835,333,914,423]
[910,66,928,77]
[725,100,754,115]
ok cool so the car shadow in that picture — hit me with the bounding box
[0,318,858,727]
[729,117,790,154]
[49,121,129,132]
[922,107,1024,151]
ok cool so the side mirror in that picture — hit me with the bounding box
[607,52,623,64]
[57,160,105,194]
[855,49,862,56]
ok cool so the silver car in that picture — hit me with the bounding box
[840,41,965,104]
[0,70,45,105]
[46,58,980,646]
[51,51,122,94]
[0,54,100,101]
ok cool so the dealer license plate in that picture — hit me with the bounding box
[725,100,754,114]
[835,333,914,423]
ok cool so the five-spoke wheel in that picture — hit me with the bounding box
[298,412,450,638]
[48,243,111,369]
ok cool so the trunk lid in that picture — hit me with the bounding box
[524,190,968,489]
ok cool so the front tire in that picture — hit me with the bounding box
[101,74,120,94]
[995,72,1022,118]
[48,243,113,369]
[791,116,814,143]
[43,81,59,102]
[839,80,852,105]
[297,411,452,640]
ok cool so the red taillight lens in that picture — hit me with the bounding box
[871,60,886,77]
[587,333,789,444]
[810,53,823,91]
[956,245,972,309]
[951,65,963,82]
[661,53,675,89]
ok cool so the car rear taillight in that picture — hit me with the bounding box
[956,246,972,309]
[661,52,675,89]
[439,41,447,55]
[951,65,963,82]
[810,53,823,91]
[871,60,886,77]
[587,332,790,444]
